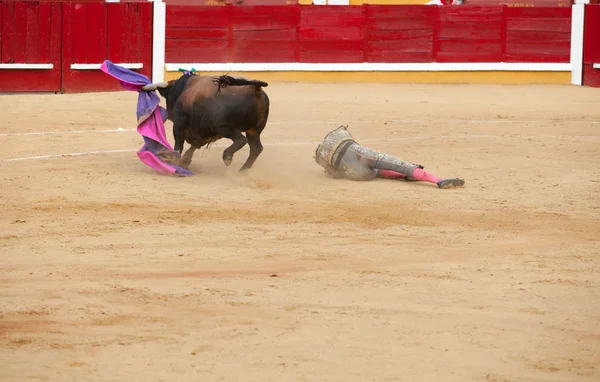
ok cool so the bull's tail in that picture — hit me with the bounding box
[213,75,268,95]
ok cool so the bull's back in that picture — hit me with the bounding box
[179,75,264,110]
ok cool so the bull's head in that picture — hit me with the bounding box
[142,80,173,102]
[142,75,194,153]
[142,80,175,117]
[141,82,169,92]
[142,75,192,122]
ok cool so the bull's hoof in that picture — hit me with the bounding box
[179,157,192,169]
[223,156,233,166]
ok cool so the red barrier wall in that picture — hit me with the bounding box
[583,4,600,87]
[232,6,299,62]
[299,6,365,63]
[505,7,571,62]
[436,6,504,62]
[165,4,572,64]
[365,6,435,63]
[62,1,152,93]
[467,0,572,6]
[0,1,62,92]
[164,0,299,4]
[0,0,152,93]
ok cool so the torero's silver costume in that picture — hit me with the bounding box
[314,125,422,181]
[314,125,465,189]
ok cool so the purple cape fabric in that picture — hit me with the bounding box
[100,60,194,177]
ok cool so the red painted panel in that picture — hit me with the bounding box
[12,2,27,63]
[231,40,296,62]
[298,5,364,63]
[1,0,105,2]
[299,40,364,52]
[504,7,571,62]
[582,65,600,87]
[166,39,229,63]
[85,2,107,64]
[299,39,364,63]
[298,49,365,64]
[134,3,153,65]
[368,18,435,32]
[38,2,51,62]
[364,5,435,63]
[166,5,231,62]
[368,29,434,42]
[167,5,231,27]
[467,0,571,6]
[230,5,299,62]
[128,4,141,63]
[105,4,121,62]
[505,41,571,62]
[300,5,364,27]
[368,41,434,63]
[583,5,600,87]
[62,2,152,93]
[161,3,576,66]
[168,28,228,40]
[0,4,3,61]
[164,0,298,4]
[109,2,131,64]
[1,3,13,64]
[583,4,600,64]
[71,3,88,63]
[0,1,61,92]
[25,2,40,63]
[232,29,297,40]
[300,25,363,41]
[435,6,504,62]
[230,4,299,24]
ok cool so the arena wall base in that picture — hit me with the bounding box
[164,70,570,84]
[163,63,571,84]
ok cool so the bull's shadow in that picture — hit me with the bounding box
[144,72,270,172]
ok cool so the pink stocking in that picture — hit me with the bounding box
[410,168,442,184]
[377,170,406,180]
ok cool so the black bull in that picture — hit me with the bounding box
[143,73,270,172]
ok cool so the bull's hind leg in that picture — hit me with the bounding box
[239,130,264,172]
[222,130,248,167]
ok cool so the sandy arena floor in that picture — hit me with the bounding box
[0,82,599,382]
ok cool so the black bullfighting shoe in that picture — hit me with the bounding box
[436,178,465,189]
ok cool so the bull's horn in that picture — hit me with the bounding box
[141,82,169,91]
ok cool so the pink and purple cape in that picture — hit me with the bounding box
[100,60,193,177]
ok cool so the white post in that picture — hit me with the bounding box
[571,0,590,85]
[152,0,166,83]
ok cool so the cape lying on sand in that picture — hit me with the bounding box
[100,60,193,177]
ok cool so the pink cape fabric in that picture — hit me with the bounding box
[100,60,194,177]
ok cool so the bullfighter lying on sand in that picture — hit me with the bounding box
[314,125,465,189]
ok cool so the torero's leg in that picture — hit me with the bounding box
[376,169,407,180]
[365,149,464,189]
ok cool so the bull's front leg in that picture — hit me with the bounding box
[179,145,198,169]
[222,131,248,167]
[173,122,185,153]
[172,108,188,154]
